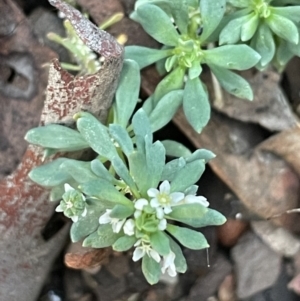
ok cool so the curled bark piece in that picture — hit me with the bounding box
[0,0,124,300]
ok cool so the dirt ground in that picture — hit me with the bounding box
[1,0,300,300]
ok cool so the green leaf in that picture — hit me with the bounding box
[110,204,134,219]
[270,6,300,23]
[161,157,186,181]
[132,109,152,152]
[227,0,251,7]
[251,23,275,67]
[125,46,172,69]
[150,231,170,256]
[149,90,183,132]
[191,208,227,227]
[60,159,98,183]
[168,235,187,273]
[136,4,180,46]
[171,0,189,34]
[200,0,226,41]
[152,66,185,106]
[109,124,134,157]
[79,179,134,208]
[170,159,205,192]
[83,224,122,248]
[113,235,137,252]
[161,140,192,157]
[166,224,209,250]
[142,255,161,285]
[29,158,70,187]
[25,124,89,151]
[209,64,254,100]
[266,13,299,44]
[70,200,105,242]
[188,60,202,80]
[167,203,208,227]
[183,77,210,133]
[219,14,251,45]
[186,149,216,163]
[75,112,118,160]
[115,59,140,127]
[241,13,259,41]
[146,139,166,189]
[90,158,116,182]
[203,45,261,70]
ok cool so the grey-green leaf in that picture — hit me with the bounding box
[161,140,192,157]
[115,59,140,127]
[150,231,170,256]
[110,204,134,219]
[142,255,161,285]
[109,124,134,157]
[83,224,122,248]
[209,64,254,100]
[266,13,299,44]
[113,235,137,252]
[125,46,172,69]
[149,90,183,132]
[136,4,180,46]
[75,112,118,160]
[203,45,261,70]
[166,224,209,250]
[25,124,89,151]
[200,0,226,41]
[168,235,187,273]
[183,77,210,133]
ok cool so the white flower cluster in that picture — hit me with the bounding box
[98,180,209,277]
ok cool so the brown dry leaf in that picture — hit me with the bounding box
[65,242,111,270]
[173,110,300,232]
[210,68,299,131]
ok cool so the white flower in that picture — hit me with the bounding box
[161,251,177,277]
[158,218,167,231]
[134,198,149,218]
[132,239,161,263]
[123,219,135,236]
[148,180,184,215]
[99,209,126,233]
[184,194,209,207]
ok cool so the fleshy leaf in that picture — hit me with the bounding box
[70,200,105,242]
[167,203,208,227]
[171,0,189,34]
[114,59,140,127]
[29,158,70,187]
[90,159,116,182]
[113,235,137,252]
[183,77,210,133]
[142,255,161,285]
[79,179,134,208]
[251,23,275,67]
[25,124,89,151]
[136,4,180,46]
[168,235,187,273]
[209,64,254,100]
[125,46,172,69]
[150,231,170,256]
[75,112,118,160]
[200,0,226,41]
[166,224,209,250]
[161,140,192,157]
[203,45,261,70]
[186,149,216,163]
[110,204,134,219]
[266,13,299,44]
[170,159,205,192]
[241,13,259,41]
[270,6,300,23]
[149,90,183,132]
[83,224,122,248]
[109,124,134,157]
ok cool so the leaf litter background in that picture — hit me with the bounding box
[1,0,300,300]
